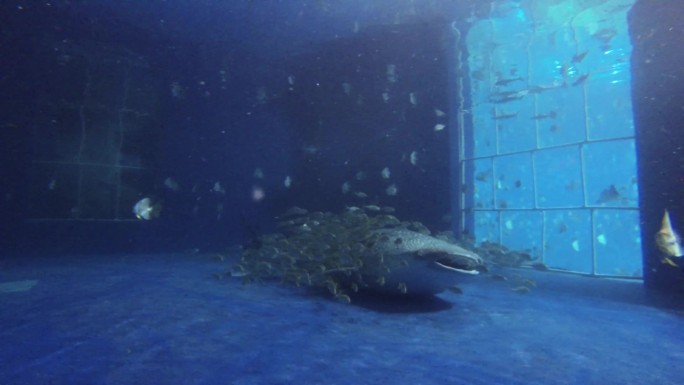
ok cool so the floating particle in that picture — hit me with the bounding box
[284,176,292,188]
[511,286,530,294]
[342,82,351,95]
[434,123,446,131]
[287,75,295,85]
[381,167,391,179]
[253,168,264,179]
[0,279,37,293]
[252,186,265,202]
[514,180,521,188]
[409,92,417,105]
[409,151,418,166]
[355,171,367,180]
[382,92,390,103]
[341,181,351,194]
[434,108,446,117]
[386,184,398,196]
[505,219,513,230]
[387,64,397,83]
[475,171,489,181]
[213,181,225,194]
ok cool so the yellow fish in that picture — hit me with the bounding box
[655,210,684,257]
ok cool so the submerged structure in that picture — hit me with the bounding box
[455,0,641,278]
[3,1,684,384]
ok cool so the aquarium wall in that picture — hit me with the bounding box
[0,3,171,255]
[458,0,640,277]
[26,43,158,221]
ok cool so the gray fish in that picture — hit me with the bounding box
[492,112,518,120]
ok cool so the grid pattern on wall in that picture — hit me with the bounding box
[458,0,641,277]
[27,42,157,221]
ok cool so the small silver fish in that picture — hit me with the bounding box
[409,151,418,166]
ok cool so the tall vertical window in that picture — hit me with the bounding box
[459,0,640,277]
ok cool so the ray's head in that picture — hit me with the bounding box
[414,248,485,275]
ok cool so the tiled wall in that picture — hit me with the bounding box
[459,0,641,277]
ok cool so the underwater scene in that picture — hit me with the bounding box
[1,0,684,384]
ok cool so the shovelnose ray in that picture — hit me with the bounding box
[367,229,484,295]
[233,207,485,302]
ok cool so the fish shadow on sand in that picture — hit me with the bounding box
[307,287,453,313]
